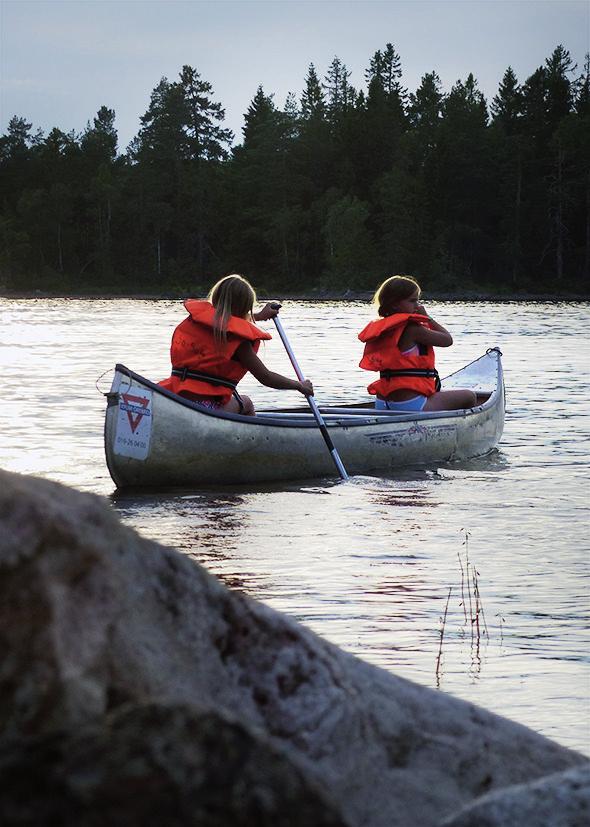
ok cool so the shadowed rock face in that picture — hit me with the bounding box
[0,703,348,826]
[440,764,590,827]
[0,469,587,827]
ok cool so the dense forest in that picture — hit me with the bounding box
[1,44,588,296]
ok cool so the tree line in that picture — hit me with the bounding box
[1,44,588,296]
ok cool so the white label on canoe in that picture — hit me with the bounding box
[114,387,152,460]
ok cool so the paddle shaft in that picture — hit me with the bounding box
[272,316,349,481]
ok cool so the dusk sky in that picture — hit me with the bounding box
[1,0,589,151]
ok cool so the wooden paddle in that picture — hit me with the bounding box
[272,313,349,481]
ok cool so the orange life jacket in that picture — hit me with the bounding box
[159,300,272,404]
[358,312,440,398]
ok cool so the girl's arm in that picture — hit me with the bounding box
[404,305,453,348]
[235,341,313,396]
[253,302,281,321]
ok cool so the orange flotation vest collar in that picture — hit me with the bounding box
[159,300,272,404]
[358,312,440,398]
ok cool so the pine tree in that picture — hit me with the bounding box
[360,43,408,187]
[545,45,576,128]
[133,77,186,161]
[39,128,80,276]
[520,66,547,143]
[408,71,444,133]
[1,115,34,157]
[179,65,233,161]
[436,74,493,281]
[323,56,354,125]
[0,117,35,211]
[392,72,445,275]
[301,64,326,120]
[130,67,232,282]
[366,43,407,120]
[517,47,578,283]
[81,106,118,163]
[225,86,305,284]
[490,68,526,286]
[544,46,578,283]
[79,107,119,278]
[574,55,590,284]
[491,67,522,134]
[574,53,590,116]
[242,85,278,149]
[283,92,300,141]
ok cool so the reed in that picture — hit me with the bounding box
[436,530,491,685]
[435,586,453,688]
[495,612,505,647]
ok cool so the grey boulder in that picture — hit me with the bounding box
[0,469,587,827]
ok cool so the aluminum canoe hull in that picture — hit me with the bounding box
[104,349,505,487]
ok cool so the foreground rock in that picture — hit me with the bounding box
[440,764,590,827]
[0,469,587,826]
[0,703,346,826]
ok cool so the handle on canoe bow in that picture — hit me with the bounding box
[272,315,349,481]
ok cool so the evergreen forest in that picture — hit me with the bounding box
[1,44,589,296]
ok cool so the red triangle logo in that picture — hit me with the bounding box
[122,393,149,434]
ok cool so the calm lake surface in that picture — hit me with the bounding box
[1,297,589,756]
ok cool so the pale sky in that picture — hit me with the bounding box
[1,0,589,152]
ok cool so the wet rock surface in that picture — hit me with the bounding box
[0,469,587,826]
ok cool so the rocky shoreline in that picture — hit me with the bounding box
[1,469,588,826]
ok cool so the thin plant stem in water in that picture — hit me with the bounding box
[495,613,505,647]
[437,530,493,684]
[457,548,467,623]
[472,565,489,642]
[462,529,474,649]
[435,586,453,688]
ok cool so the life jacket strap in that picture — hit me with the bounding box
[171,367,238,391]
[380,368,441,392]
[231,389,246,413]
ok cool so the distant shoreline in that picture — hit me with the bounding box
[1,289,589,302]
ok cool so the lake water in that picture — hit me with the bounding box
[1,297,589,757]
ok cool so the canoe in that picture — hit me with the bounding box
[104,348,505,487]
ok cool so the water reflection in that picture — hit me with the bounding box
[369,486,438,509]
[114,490,251,553]
[1,298,589,756]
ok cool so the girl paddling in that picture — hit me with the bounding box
[159,274,313,415]
[358,275,476,412]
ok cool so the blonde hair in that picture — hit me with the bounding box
[208,274,256,338]
[373,275,421,317]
